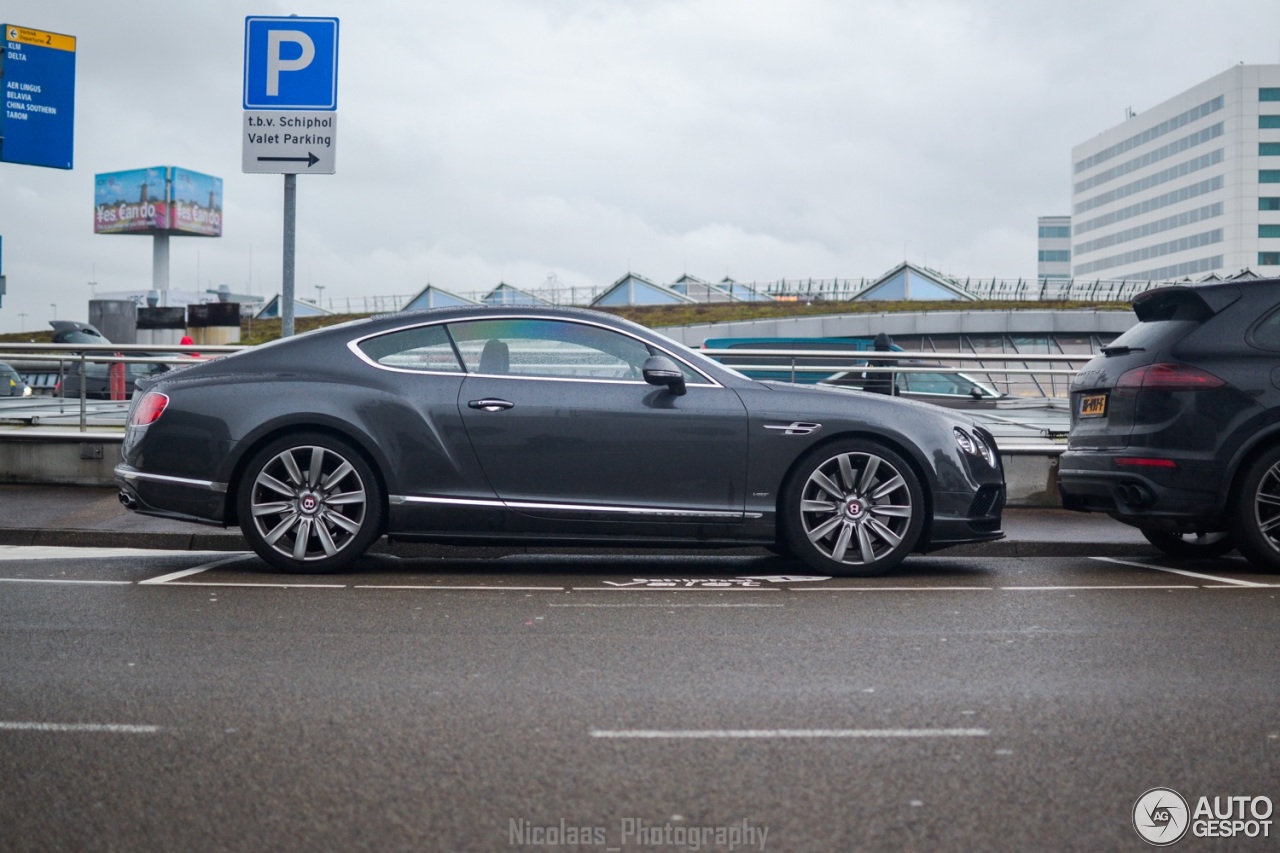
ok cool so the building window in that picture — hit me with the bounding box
[1263,143,1280,156]
[1038,225,1070,238]
[1038,250,1070,262]
[1261,252,1280,266]
[1263,88,1280,102]
[1262,225,1280,239]
[1262,198,1280,211]
[1263,171,1280,183]
[1262,116,1280,129]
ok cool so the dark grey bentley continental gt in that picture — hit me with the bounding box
[115,306,1005,575]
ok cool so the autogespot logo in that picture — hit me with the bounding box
[1134,788,1190,846]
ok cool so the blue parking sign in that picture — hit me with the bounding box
[243,17,338,110]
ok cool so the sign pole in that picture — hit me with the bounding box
[282,173,297,338]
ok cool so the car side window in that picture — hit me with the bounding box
[357,324,463,373]
[1250,307,1280,350]
[448,318,682,381]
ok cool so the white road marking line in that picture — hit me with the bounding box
[791,586,992,592]
[1092,556,1267,587]
[0,578,132,585]
[572,587,780,592]
[0,546,226,561]
[140,554,249,585]
[154,582,346,589]
[354,585,565,591]
[0,721,159,734]
[1202,584,1280,589]
[1002,585,1197,590]
[550,603,784,608]
[589,728,990,739]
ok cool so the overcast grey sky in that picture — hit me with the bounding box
[1,0,1278,332]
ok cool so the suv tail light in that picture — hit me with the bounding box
[130,391,169,426]
[1115,363,1225,394]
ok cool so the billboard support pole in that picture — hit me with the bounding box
[152,233,170,306]
[282,173,297,337]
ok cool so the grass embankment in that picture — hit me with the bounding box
[0,300,1126,347]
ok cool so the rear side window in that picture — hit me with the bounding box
[357,324,463,373]
[1250,307,1280,350]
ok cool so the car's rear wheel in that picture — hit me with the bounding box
[781,439,924,577]
[237,432,384,573]
[1138,527,1235,559]
[1231,445,1280,572]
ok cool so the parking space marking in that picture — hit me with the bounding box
[1092,556,1267,587]
[0,721,159,734]
[589,728,990,740]
[0,577,133,585]
[0,546,225,561]
[1002,585,1197,590]
[551,603,783,608]
[354,584,565,591]
[572,587,780,592]
[140,555,249,585]
[792,586,992,592]
[157,581,347,589]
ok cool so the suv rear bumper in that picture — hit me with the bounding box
[1058,450,1220,520]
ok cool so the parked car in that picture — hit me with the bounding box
[819,363,1004,408]
[701,336,1004,407]
[1058,279,1280,567]
[57,356,174,400]
[0,362,32,397]
[116,306,1006,575]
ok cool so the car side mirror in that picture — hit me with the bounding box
[969,386,983,399]
[642,355,687,396]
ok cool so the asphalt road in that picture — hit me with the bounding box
[1,547,1277,852]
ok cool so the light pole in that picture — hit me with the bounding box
[50,303,58,321]
[17,313,27,332]
[316,284,325,308]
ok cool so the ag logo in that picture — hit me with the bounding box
[1133,788,1190,846]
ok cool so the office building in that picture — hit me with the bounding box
[1037,216,1072,279]
[1069,64,1280,280]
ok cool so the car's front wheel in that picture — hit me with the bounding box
[237,432,384,573]
[1139,527,1235,559]
[1231,445,1280,572]
[781,439,924,577]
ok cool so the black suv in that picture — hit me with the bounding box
[1059,279,1280,568]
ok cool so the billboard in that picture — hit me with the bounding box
[169,168,223,236]
[93,166,222,237]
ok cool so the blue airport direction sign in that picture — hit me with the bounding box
[1,24,76,170]
[243,17,339,111]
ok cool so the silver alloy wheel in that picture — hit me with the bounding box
[1251,459,1280,554]
[248,444,368,563]
[798,450,914,566]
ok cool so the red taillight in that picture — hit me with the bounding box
[130,391,169,426]
[1115,363,1225,393]
[1114,457,1178,468]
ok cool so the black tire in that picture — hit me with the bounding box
[1231,445,1280,572]
[781,439,925,577]
[1139,527,1235,560]
[237,432,384,573]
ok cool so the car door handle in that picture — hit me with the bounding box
[468,398,515,412]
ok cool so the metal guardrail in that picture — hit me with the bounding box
[0,343,1090,435]
[701,347,1091,396]
[0,343,242,431]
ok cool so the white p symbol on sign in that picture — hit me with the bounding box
[266,30,315,96]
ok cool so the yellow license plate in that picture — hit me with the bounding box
[1079,393,1107,418]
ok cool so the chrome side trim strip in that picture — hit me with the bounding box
[116,468,227,493]
[389,494,758,519]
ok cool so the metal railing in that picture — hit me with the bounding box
[0,343,241,431]
[0,343,1092,434]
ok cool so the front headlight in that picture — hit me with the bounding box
[954,427,997,468]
